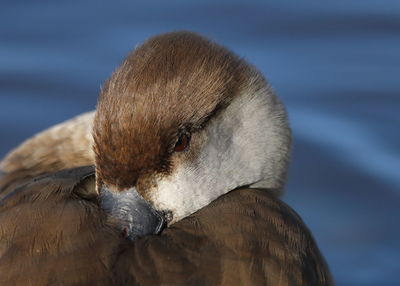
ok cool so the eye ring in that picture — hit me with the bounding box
[174,132,190,152]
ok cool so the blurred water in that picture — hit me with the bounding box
[1,1,399,285]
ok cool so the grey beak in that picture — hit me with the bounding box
[100,186,165,241]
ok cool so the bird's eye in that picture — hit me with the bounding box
[174,133,190,152]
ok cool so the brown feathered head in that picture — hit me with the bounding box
[92,31,291,238]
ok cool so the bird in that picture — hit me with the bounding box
[0,31,333,285]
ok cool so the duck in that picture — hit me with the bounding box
[0,31,333,285]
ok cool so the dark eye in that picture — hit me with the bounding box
[174,133,190,152]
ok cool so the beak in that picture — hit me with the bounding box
[100,186,166,241]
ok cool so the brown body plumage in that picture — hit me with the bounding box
[0,167,332,285]
[0,112,94,198]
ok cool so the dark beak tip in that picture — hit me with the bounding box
[123,208,166,241]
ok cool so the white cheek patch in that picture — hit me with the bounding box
[150,86,290,223]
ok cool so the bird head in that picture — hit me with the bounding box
[92,31,291,240]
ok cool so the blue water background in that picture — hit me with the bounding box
[1,1,399,285]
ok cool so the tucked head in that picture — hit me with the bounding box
[93,31,291,239]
